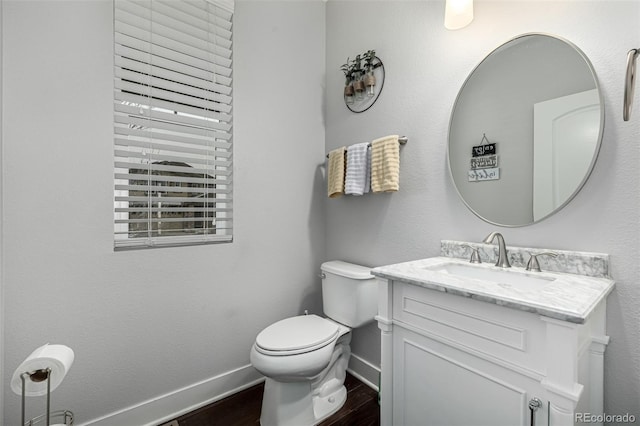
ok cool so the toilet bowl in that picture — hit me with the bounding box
[251,315,349,381]
[250,261,377,426]
[250,315,352,425]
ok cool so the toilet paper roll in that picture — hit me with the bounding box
[11,344,74,396]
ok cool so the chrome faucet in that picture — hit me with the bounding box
[483,232,511,268]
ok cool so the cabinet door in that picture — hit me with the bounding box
[393,327,547,426]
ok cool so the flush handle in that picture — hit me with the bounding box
[319,273,326,279]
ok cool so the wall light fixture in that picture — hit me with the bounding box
[444,0,474,30]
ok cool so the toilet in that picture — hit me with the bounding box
[250,261,378,426]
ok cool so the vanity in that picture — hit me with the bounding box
[370,29,613,425]
[373,240,614,426]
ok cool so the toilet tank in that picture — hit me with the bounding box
[320,261,378,328]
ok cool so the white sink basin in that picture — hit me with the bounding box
[424,262,555,291]
[372,255,615,324]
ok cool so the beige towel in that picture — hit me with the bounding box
[371,135,400,192]
[327,146,346,198]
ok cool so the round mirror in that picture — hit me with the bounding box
[448,33,604,227]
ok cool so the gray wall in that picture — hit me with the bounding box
[325,0,640,418]
[1,1,326,424]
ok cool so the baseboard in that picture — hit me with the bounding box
[77,364,264,426]
[78,355,377,426]
[347,353,380,392]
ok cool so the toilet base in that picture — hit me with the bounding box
[312,384,347,423]
[259,331,351,426]
[259,378,347,426]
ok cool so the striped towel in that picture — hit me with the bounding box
[327,146,346,198]
[345,142,371,196]
[370,135,400,192]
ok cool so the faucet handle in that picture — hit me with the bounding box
[526,252,558,272]
[462,244,482,264]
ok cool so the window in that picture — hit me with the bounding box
[114,0,233,249]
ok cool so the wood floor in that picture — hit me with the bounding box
[163,373,380,426]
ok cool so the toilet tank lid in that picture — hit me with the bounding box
[321,261,373,280]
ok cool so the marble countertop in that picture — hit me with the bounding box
[372,256,615,324]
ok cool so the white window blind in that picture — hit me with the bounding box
[114,0,233,249]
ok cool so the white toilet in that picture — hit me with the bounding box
[250,260,378,426]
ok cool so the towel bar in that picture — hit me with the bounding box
[325,136,408,158]
[624,48,638,121]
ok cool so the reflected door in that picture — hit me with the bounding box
[533,89,600,221]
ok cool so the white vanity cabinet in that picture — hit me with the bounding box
[374,254,614,426]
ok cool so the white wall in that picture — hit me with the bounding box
[1,1,326,424]
[326,0,640,418]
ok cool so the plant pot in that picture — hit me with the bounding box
[353,79,365,100]
[344,83,355,104]
[364,74,376,97]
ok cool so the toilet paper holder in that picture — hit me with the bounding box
[20,368,74,426]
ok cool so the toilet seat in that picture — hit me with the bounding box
[255,315,340,356]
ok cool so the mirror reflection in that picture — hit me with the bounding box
[448,34,604,227]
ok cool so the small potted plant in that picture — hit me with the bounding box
[352,54,365,101]
[341,58,355,105]
[363,50,377,98]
